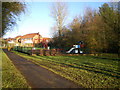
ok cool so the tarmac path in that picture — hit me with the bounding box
[3,49,82,88]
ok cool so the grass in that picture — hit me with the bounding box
[34,47,44,50]
[92,53,119,59]
[13,51,120,88]
[1,50,30,88]
[0,49,2,89]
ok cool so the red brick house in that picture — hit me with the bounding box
[41,37,51,48]
[42,37,51,43]
[20,33,41,47]
[6,33,51,47]
[6,38,15,47]
[14,36,22,46]
[7,38,15,43]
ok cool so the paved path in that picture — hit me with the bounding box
[3,49,82,88]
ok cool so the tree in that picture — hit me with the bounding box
[2,1,26,37]
[66,16,84,46]
[50,2,68,37]
[82,8,99,53]
[50,2,120,55]
[99,3,119,53]
[80,7,109,53]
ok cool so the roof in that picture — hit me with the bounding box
[15,36,22,39]
[6,38,14,41]
[21,33,40,39]
[43,37,51,40]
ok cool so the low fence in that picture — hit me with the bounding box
[13,46,63,56]
[12,46,108,57]
[13,46,32,55]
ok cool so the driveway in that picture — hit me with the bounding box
[3,49,82,88]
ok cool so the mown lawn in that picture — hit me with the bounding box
[13,51,120,88]
[1,50,30,88]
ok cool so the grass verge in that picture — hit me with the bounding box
[1,50,30,88]
[13,51,120,88]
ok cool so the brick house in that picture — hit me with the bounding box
[20,33,41,47]
[14,36,22,46]
[6,32,51,47]
[6,38,15,47]
[41,37,51,48]
[42,37,51,43]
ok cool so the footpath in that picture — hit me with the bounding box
[3,49,82,88]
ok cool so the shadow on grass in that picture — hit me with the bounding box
[12,51,120,79]
[65,55,120,61]
[61,62,120,79]
[92,56,120,61]
[33,56,120,79]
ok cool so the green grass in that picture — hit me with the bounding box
[13,51,120,88]
[1,50,30,88]
[0,49,2,89]
[34,47,44,50]
[92,53,119,59]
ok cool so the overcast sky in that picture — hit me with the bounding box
[3,1,106,38]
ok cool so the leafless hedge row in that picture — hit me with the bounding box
[32,49,62,56]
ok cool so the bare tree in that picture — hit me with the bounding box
[50,2,68,37]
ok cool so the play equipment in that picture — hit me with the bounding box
[66,41,84,54]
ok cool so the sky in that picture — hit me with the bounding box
[3,1,106,38]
